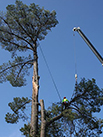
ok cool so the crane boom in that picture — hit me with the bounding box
[73,27,103,65]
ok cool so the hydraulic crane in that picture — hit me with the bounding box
[73,27,103,66]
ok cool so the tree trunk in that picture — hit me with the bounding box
[30,45,39,137]
[40,99,46,137]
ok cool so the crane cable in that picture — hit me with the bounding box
[73,31,78,91]
[39,46,62,102]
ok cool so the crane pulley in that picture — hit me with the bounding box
[73,27,103,66]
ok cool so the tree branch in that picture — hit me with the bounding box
[14,99,31,113]
[0,16,12,32]
[0,28,33,48]
[15,19,35,50]
[46,112,63,127]
[0,36,32,50]
[0,16,33,50]
[69,89,87,105]
[0,59,34,74]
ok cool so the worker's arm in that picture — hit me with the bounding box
[66,99,69,102]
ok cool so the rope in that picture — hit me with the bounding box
[39,46,62,102]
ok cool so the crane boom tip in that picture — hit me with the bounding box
[73,27,80,31]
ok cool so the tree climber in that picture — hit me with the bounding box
[62,97,69,109]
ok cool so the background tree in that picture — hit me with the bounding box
[0,0,58,137]
[5,78,103,137]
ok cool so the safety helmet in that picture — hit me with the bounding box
[64,97,66,99]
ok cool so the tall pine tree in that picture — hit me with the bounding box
[0,1,58,136]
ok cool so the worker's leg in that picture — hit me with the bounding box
[62,102,65,110]
[65,103,68,109]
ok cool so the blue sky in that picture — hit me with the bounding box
[0,0,103,137]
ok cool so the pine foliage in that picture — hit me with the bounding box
[0,0,58,87]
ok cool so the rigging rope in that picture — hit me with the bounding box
[39,46,62,102]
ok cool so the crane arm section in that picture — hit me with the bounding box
[73,27,103,65]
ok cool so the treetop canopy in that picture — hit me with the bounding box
[0,0,58,87]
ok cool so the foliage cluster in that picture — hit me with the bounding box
[0,0,58,87]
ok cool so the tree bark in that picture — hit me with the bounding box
[40,99,46,137]
[30,45,39,137]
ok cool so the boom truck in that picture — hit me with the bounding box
[73,27,103,66]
